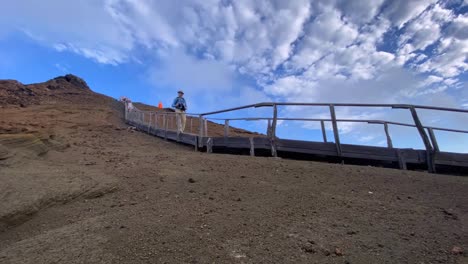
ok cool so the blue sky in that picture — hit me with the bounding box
[1,0,467,152]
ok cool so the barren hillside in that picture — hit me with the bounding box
[0,75,467,264]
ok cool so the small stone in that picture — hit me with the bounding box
[322,249,331,256]
[451,246,463,255]
[335,247,343,256]
[301,244,316,254]
[188,178,196,183]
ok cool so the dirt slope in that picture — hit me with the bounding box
[0,75,467,264]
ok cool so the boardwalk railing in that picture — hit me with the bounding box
[125,102,468,173]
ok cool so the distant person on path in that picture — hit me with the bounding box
[172,90,187,133]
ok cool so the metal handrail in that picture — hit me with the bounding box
[204,117,468,134]
[198,102,468,116]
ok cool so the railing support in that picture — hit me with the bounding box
[320,120,327,143]
[271,104,278,157]
[329,105,342,156]
[249,137,255,156]
[267,119,272,137]
[428,128,440,152]
[224,120,230,138]
[409,107,435,173]
[190,118,193,134]
[164,114,168,140]
[198,115,204,148]
[384,123,393,148]
[204,119,208,137]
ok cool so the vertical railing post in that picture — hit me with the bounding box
[267,119,272,137]
[409,107,435,173]
[148,113,152,133]
[204,119,208,137]
[428,128,440,153]
[270,104,278,157]
[164,114,168,140]
[198,115,204,148]
[320,120,327,143]
[384,123,393,148]
[155,114,158,129]
[224,120,230,138]
[190,118,193,134]
[249,137,255,156]
[329,105,342,156]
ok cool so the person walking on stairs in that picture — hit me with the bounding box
[172,90,187,133]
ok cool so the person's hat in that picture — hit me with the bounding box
[177,90,184,94]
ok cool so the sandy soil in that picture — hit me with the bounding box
[1,76,467,264]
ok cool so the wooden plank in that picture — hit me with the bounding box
[341,144,397,157]
[435,152,468,163]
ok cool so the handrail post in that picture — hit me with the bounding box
[164,114,168,140]
[148,113,152,133]
[329,105,342,156]
[320,120,327,143]
[409,107,435,173]
[204,119,208,137]
[224,120,230,138]
[267,119,272,137]
[428,128,440,152]
[198,115,204,148]
[190,117,193,134]
[271,104,278,157]
[384,123,393,148]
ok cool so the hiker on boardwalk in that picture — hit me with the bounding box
[172,90,187,133]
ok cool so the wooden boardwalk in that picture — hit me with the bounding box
[124,102,468,174]
[126,119,468,174]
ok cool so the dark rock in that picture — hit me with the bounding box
[301,243,316,253]
[52,74,90,90]
[442,209,458,220]
[188,178,196,183]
